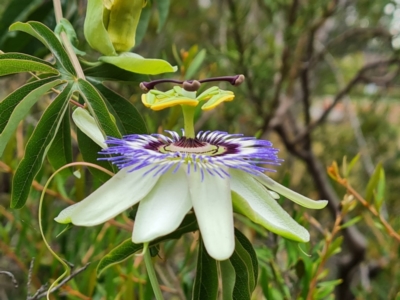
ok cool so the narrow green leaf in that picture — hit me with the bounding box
[340,216,362,229]
[77,127,114,183]
[97,214,198,276]
[185,49,206,80]
[99,52,177,75]
[9,21,76,75]
[135,4,152,47]
[97,239,143,276]
[220,260,236,300]
[374,168,385,211]
[315,279,342,299]
[47,105,73,178]
[0,52,54,66]
[365,163,383,203]
[192,238,219,300]
[154,0,170,33]
[84,63,149,83]
[0,0,43,44]
[77,79,121,138]
[326,236,343,257]
[11,82,74,208]
[234,229,258,284]
[229,231,257,300]
[0,77,63,157]
[0,58,58,76]
[345,153,360,177]
[90,81,148,134]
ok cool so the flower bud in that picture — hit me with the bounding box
[84,0,146,55]
[106,0,145,52]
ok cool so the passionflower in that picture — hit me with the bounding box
[55,111,327,260]
[55,76,328,260]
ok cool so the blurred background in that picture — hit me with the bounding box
[0,0,399,299]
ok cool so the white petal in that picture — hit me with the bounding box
[187,169,235,260]
[230,169,310,243]
[54,166,161,226]
[252,172,328,209]
[72,107,107,149]
[132,168,192,243]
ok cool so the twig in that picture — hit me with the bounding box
[27,263,90,300]
[0,270,18,288]
[27,258,35,296]
[336,178,400,242]
[293,58,400,143]
[52,0,85,79]
[306,211,344,300]
[308,27,391,69]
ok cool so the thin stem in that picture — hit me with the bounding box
[52,0,63,23]
[339,179,400,242]
[306,212,344,299]
[52,0,86,79]
[144,249,164,300]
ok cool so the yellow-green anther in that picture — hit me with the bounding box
[173,86,183,94]
[142,93,155,107]
[106,0,146,53]
[196,86,219,101]
[150,97,198,111]
[201,92,235,111]
[150,90,171,97]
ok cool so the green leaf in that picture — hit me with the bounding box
[234,229,258,285]
[76,127,114,184]
[1,1,53,53]
[11,82,75,208]
[9,21,76,75]
[84,63,149,83]
[220,260,236,300]
[90,81,148,134]
[135,4,152,47]
[97,239,143,277]
[0,52,55,67]
[315,279,342,299]
[55,18,86,56]
[99,52,177,75]
[374,168,385,211]
[340,216,362,229]
[154,0,170,33]
[345,153,360,177]
[0,57,58,76]
[0,0,42,44]
[0,77,63,157]
[77,79,122,138]
[229,229,258,300]
[326,236,343,257]
[185,49,206,80]
[365,163,383,203]
[47,105,73,178]
[192,237,219,300]
[97,214,198,276]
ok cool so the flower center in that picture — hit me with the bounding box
[158,137,227,156]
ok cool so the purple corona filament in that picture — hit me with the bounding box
[99,131,282,180]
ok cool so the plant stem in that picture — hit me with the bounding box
[181,105,196,138]
[52,0,86,79]
[144,249,164,300]
[52,0,63,23]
